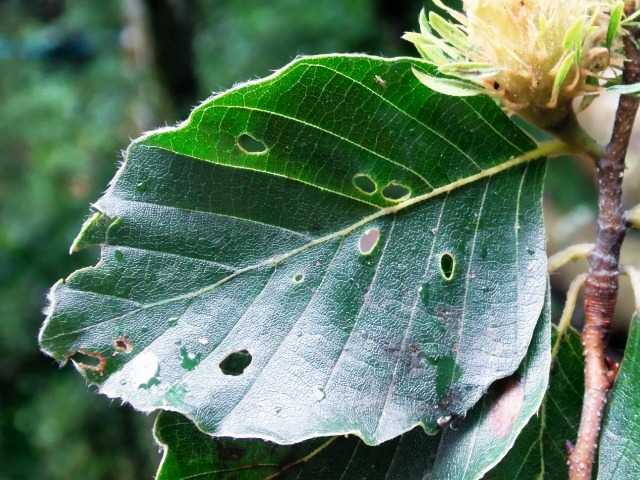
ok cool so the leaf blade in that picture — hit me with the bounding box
[39,54,550,445]
[153,292,550,479]
[484,326,585,479]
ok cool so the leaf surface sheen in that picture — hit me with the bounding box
[153,294,550,479]
[39,54,549,445]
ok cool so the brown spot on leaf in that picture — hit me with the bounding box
[113,336,133,353]
[487,374,525,437]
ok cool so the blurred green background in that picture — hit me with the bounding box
[1,1,638,479]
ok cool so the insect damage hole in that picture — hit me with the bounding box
[219,349,252,376]
[381,182,410,202]
[440,253,455,281]
[113,336,133,353]
[293,273,304,284]
[359,228,380,255]
[352,173,377,194]
[70,350,107,375]
[237,133,267,154]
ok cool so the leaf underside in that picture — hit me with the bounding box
[39,54,548,445]
[154,293,550,480]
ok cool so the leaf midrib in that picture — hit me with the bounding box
[145,56,533,209]
[47,141,565,344]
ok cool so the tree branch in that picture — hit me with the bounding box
[568,4,640,478]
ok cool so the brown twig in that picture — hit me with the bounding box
[568,5,640,478]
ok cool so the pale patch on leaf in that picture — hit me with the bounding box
[606,82,640,94]
[412,67,485,96]
[487,375,525,438]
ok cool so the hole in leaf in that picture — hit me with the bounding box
[352,174,377,194]
[359,228,380,255]
[293,273,304,284]
[180,346,202,371]
[113,336,133,353]
[237,133,267,154]
[219,349,252,376]
[70,350,107,375]
[381,182,410,201]
[440,253,455,281]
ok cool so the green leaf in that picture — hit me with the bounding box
[429,291,551,478]
[607,2,624,50]
[39,54,552,445]
[428,12,472,54]
[153,294,550,479]
[485,326,585,479]
[549,52,576,107]
[412,67,485,96]
[598,313,640,479]
[606,82,640,95]
[563,16,585,60]
[401,33,450,66]
[154,412,438,480]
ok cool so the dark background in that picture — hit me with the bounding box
[0,1,637,478]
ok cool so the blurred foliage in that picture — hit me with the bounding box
[0,0,421,478]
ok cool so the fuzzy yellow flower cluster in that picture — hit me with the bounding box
[404,0,627,129]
